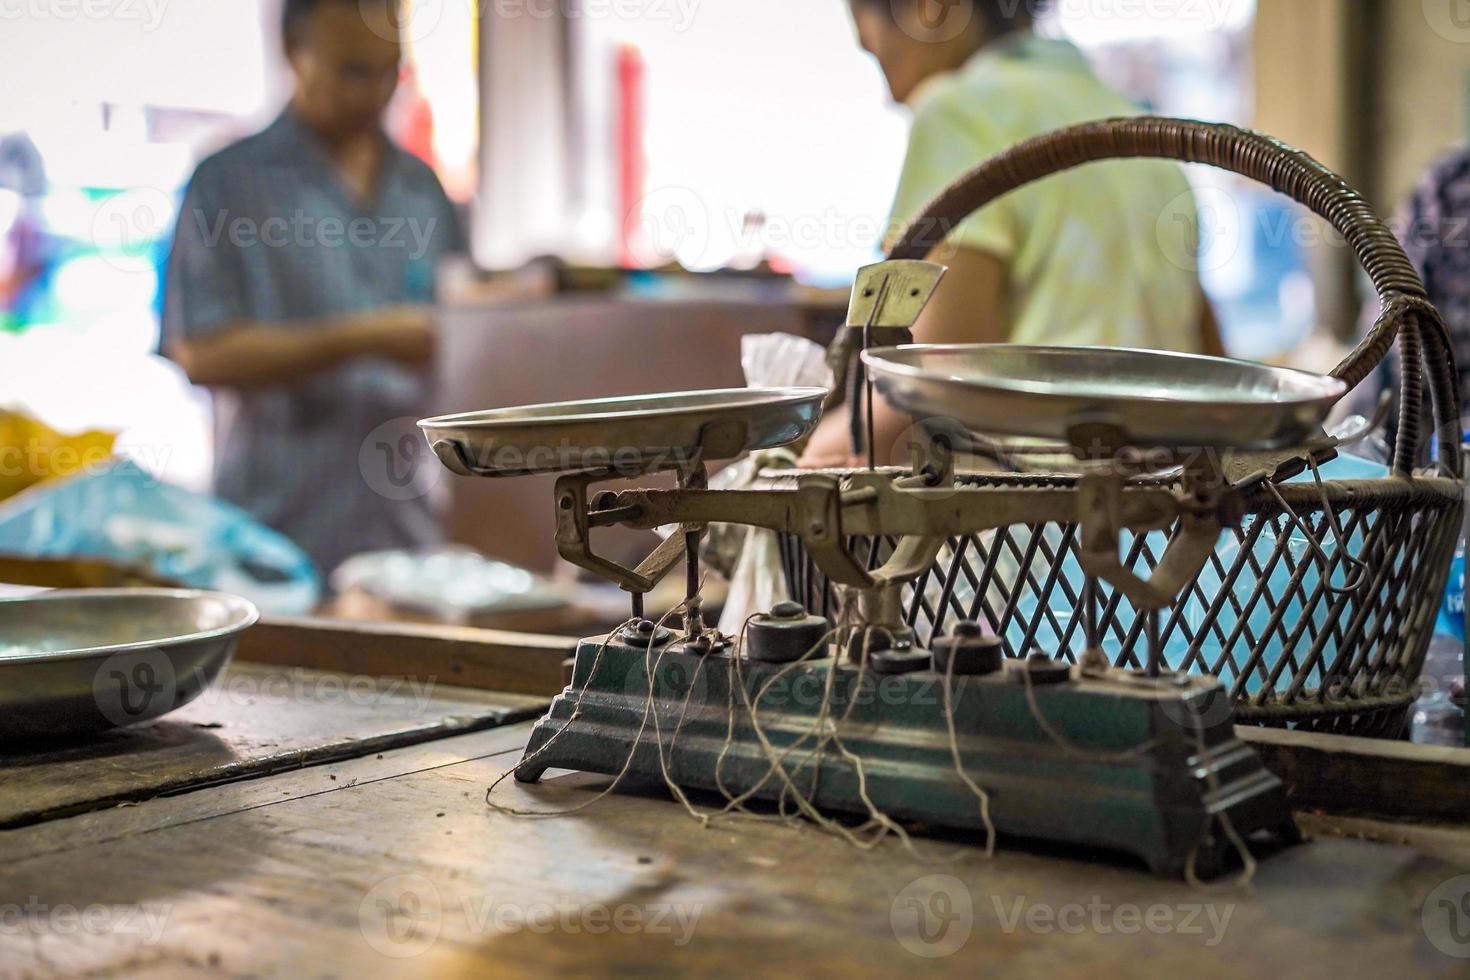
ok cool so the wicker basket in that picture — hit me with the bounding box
[774,118,1465,738]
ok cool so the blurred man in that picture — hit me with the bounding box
[803,0,1221,466]
[166,0,463,578]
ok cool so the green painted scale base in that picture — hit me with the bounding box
[514,632,1300,877]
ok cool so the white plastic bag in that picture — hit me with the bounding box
[741,332,834,390]
[718,524,792,636]
[716,333,832,634]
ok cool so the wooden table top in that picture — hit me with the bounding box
[4,707,1470,978]
[0,663,545,831]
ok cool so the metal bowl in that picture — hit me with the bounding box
[421,387,828,479]
[862,345,1347,451]
[0,589,259,739]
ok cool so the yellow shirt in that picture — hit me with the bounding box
[889,34,1204,351]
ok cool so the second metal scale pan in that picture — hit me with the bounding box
[862,344,1348,452]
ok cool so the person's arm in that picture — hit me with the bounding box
[164,160,441,389]
[170,305,434,389]
[799,93,1011,468]
[799,245,1008,468]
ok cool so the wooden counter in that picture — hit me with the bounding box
[6,719,1470,977]
[3,621,1470,976]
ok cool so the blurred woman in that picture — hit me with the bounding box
[802,0,1221,466]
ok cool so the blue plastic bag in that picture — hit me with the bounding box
[1440,551,1465,642]
[0,459,319,615]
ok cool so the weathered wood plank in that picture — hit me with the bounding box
[238,617,576,695]
[1,723,1468,978]
[1297,812,1470,867]
[0,663,546,830]
[1240,724,1470,822]
[0,729,531,866]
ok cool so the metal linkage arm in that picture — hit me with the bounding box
[1075,473,1222,611]
[571,471,1240,606]
[553,467,709,595]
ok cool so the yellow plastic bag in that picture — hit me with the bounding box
[0,411,116,503]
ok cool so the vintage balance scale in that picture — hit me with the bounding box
[416,252,1351,877]
[419,117,1466,877]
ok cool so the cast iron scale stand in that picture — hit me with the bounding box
[418,259,1339,877]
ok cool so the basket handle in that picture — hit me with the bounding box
[886,116,1462,479]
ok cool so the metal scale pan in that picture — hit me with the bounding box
[0,589,259,739]
[862,345,1348,452]
[421,387,827,478]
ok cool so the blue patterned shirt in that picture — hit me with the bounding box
[165,111,464,578]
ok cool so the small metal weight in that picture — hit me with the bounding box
[746,601,830,664]
[932,621,1005,676]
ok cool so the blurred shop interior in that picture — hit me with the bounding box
[0,0,1461,634]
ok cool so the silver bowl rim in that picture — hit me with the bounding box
[0,588,261,665]
[418,386,830,432]
[861,344,1349,409]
